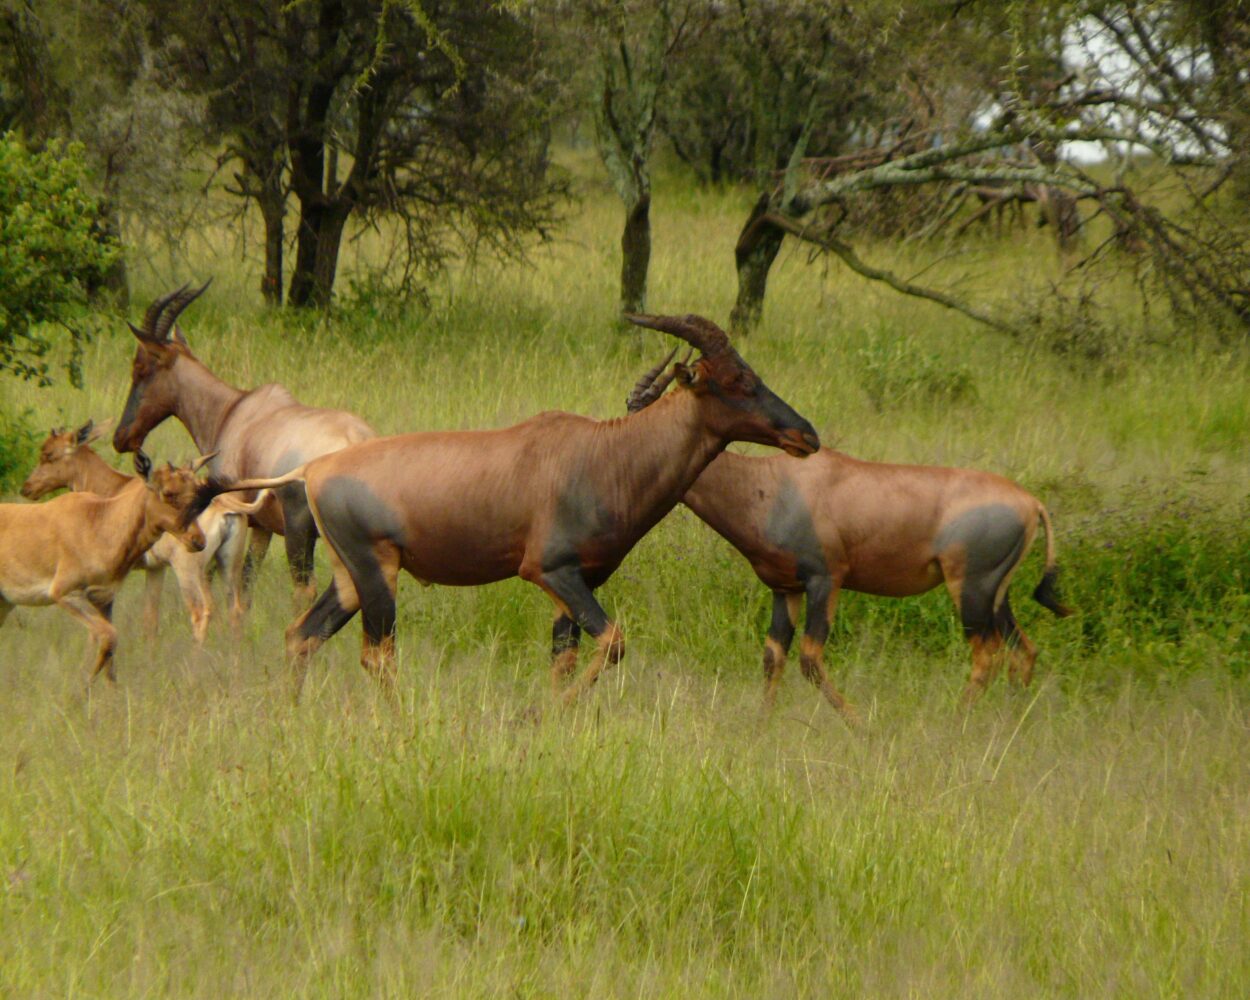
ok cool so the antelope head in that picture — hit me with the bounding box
[134,450,209,553]
[624,314,820,457]
[114,282,211,453]
[20,419,114,499]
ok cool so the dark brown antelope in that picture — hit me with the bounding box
[0,453,209,682]
[627,357,1072,717]
[21,420,266,641]
[194,313,820,701]
[113,284,376,606]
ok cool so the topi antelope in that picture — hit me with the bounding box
[21,420,265,642]
[0,452,210,682]
[626,355,1073,717]
[193,313,820,702]
[113,283,376,607]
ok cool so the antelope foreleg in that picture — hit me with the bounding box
[535,565,623,707]
[551,612,582,697]
[762,591,800,710]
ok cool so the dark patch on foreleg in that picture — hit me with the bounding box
[536,564,622,706]
[762,591,798,709]
[551,613,582,695]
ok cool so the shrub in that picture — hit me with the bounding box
[0,134,119,387]
[854,332,977,412]
[0,406,38,497]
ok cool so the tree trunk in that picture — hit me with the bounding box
[620,193,651,314]
[729,195,785,334]
[287,199,349,309]
[91,198,128,308]
[258,183,285,306]
[287,201,321,308]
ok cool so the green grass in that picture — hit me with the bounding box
[1,169,1249,996]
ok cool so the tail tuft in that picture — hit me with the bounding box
[1032,567,1073,618]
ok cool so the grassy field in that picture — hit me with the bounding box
[1,167,1249,996]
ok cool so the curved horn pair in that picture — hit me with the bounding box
[625,347,696,413]
[129,280,212,342]
[624,313,732,358]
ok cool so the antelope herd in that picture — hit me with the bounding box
[0,287,1071,718]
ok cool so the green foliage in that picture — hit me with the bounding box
[854,331,978,411]
[0,135,117,387]
[0,405,37,495]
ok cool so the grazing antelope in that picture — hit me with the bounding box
[194,313,820,702]
[0,453,210,682]
[626,357,1073,717]
[21,420,265,642]
[113,283,376,607]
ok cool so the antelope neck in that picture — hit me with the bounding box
[170,354,246,453]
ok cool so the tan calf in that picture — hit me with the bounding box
[627,360,1073,717]
[21,420,264,641]
[0,454,209,681]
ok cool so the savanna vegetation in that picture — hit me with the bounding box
[2,0,1250,995]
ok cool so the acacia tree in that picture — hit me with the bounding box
[701,0,1250,339]
[548,0,701,316]
[148,0,564,308]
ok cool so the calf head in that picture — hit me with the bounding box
[21,419,113,499]
[134,450,211,553]
[114,282,210,453]
[625,314,819,457]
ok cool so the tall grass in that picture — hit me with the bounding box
[0,170,1248,996]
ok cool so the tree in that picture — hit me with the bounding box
[547,0,701,316]
[148,0,565,308]
[0,135,119,385]
[709,0,1250,340]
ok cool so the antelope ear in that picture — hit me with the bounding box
[674,362,698,387]
[134,450,153,482]
[171,324,188,346]
[83,417,114,445]
[190,451,218,473]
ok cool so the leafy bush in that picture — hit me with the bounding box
[854,332,977,411]
[0,406,38,496]
[0,134,119,386]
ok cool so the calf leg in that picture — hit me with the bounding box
[797,575,857,721]
[217,515,251,632]
[171,554,213,644]
[142,565,165,637]
[762,591,800,709]
[551,613,582,696]
[534,564,623,707]
[57,592,118,682]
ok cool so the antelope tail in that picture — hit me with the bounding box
[1031,503,1073,618]
[185,465,310,527]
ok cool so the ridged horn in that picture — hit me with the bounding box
[151,280,211,342]
[624,313,732,358]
